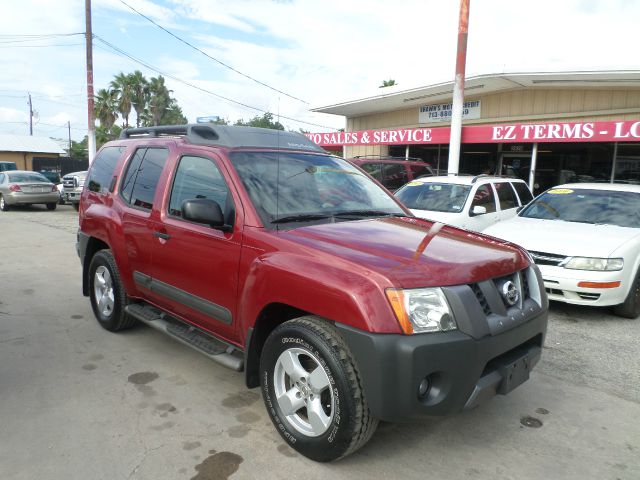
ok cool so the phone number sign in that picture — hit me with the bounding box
[419,100,481,123]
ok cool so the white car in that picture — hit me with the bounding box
[394,175,533,232]
[483,183,640,318]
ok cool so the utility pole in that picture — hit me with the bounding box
[447,0,470,175]
[28,93,33,136]
[68,121,72,159]
[85,0,96,163]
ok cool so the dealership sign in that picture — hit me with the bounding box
[419,100,481,123]
[305,120,640,146]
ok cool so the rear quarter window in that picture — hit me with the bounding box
[87,146,126,193]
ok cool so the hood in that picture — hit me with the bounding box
[483,217,640,257]
[280,217,529,288]
[410,209,465,227]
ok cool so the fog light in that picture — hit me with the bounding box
[418,377,431,398]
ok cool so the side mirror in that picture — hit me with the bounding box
[471,205,487,216]
[182,198,229,231]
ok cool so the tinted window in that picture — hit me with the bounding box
[470,184,496,213]
[87,146,125,193]
[383,163,409,190]
[0,174,5,184]
[521,188,640,228]
[494,182,518,210]
[512,182,533,204]
[169,156,231,218]
[121,148,168,210]
[361,163,382,181]
[408,164,432,179]
[395,182,471,213]
[39,171,61,183]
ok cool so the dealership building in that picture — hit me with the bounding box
[309,71,640,193]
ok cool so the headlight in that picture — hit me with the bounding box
[562,257,623,271]
[386,287,457,334]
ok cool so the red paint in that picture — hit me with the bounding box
[80,137,530,344]
[306,120,640,147]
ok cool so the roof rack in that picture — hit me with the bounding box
[119,124,325,152]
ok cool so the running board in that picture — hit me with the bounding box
[125,303,244,371]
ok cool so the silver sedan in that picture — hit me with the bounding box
[0,170,61,211]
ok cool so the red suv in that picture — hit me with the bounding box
[77,125,547,462]
[349,157,434,191]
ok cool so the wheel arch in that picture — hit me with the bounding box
[244,302,310,388]
[82,237,110,296]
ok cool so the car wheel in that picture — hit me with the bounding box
[88,250,136,331]
[260,316,378,462]
[46,203,57,211]
[613,271,640,319]
[0,194,9,211]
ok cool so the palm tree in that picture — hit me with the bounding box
[146,75,171,126]
[110,72,134,128]
[94,88,118,131]
[128,70,148,127]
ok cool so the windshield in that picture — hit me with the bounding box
[230,152,405,228]
[395,182,471,213]
[8,172,50,183]
[521,188,640,228]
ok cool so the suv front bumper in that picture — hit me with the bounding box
[336,308,546,422]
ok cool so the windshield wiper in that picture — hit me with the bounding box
[271,214,333,224]
[333,210,405,218]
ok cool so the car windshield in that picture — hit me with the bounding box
[8,172,50,183]
[520,188,640,228]
[230,152,405,228]
[395,182,471,213]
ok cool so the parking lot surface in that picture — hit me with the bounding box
[0,206,638,480]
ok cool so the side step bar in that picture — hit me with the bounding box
[125,303,244,371]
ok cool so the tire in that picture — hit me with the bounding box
[72,203,80,211]
[0,194,9,211]
[613,271,640,318]
[260,316,378,462]
[88,250,136,331]
[46,203,57,211]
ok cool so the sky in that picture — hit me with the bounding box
[0,0,639,142]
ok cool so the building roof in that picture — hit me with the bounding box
[0,134,66,154]
[312,70,640,118]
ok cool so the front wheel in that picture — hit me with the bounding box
[613,272,640,318]
[46,203,57,211]
[260,316,378,462]
[88,250,136,331]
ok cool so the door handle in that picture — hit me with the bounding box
[153,231,171,240]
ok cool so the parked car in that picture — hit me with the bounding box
[0,161,17,172]
[38,171,64,204]
[483,183,640,318]
[349,156,434,191]
[394,175,534,232]
[62,170,87,210]
[0,170,60,211]
[77,124,547,462]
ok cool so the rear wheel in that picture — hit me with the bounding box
[613,271,640,318]
[260,316,378,462]
[0,195,9,211]
[88,250,136,331]
[46,203,57,211]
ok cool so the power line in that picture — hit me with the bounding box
[93,35,336,130]
[116,0,309,105]
[0,43,84,48]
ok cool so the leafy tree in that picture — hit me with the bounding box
[146,75,172,126]
[129,70,148,128]
[94,88,118,131]
[235,112,284,130]
[379,79,397,88]
[67,137,88,161]
[110,72,134,128]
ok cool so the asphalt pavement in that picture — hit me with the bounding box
[0,205,638,480]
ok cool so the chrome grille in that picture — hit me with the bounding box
[528,250,567,267]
